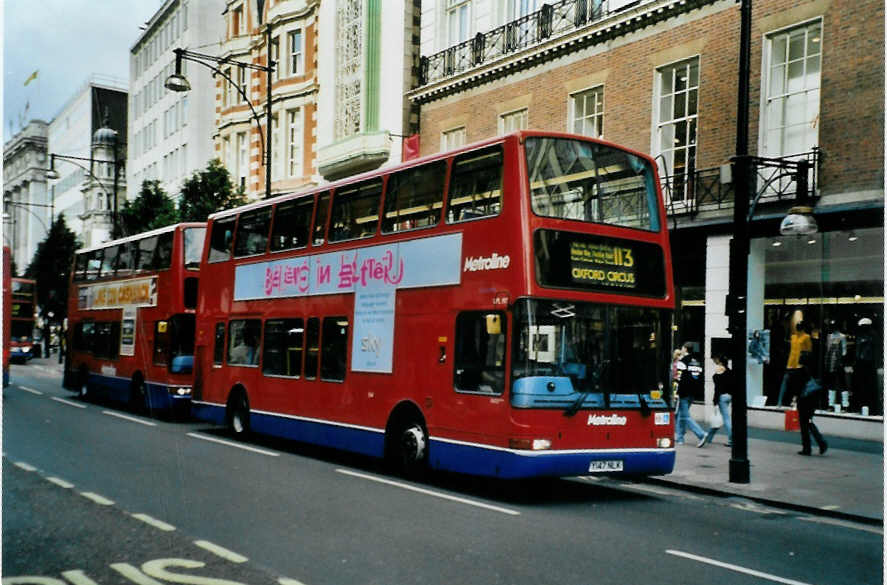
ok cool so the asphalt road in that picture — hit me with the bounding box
[3,362,882,585]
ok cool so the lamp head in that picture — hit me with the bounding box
[165,74,191,92]
[779,205,818,236]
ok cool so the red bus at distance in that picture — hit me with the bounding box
[10,277,37,363]
[193,131,676,479]
[3,247,10,385]
[63,223,206,414]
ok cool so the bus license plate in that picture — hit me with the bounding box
[588,460,623,472]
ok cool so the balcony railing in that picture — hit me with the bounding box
[662,149,821,219]
[420,0,610,85]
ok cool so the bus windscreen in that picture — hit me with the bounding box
[525,136,660,231]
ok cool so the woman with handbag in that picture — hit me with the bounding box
[794,322,829,456]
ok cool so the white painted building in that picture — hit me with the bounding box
[316,0,420,181]
[128,0,227,199]
[3,120,50,271]
[47,75,128,247]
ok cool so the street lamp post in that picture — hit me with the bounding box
[46,152,122,237]
[166,24,275,200]
[728,0,818,484]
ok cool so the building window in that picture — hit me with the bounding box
[498,108,528,135]
[237,132,247,191]
[763,20,822,157]
[271,36,280,80]
[238,67,247,104]
[335,0,362,140]
[233,6,244,37]
[447,0,471,45]
[271,114,281,181]
[223,67,232,107]
[571,86,604,138]
[441,126,466,151]
[655,57,699,202]
[287,108,303,178]
[288,29,303,76]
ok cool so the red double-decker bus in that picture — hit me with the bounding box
[64,223,206,414]
[10,277,37,363]
[193,131,676,478]
[3,247,11,386]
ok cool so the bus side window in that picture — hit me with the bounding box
[263,318,303,377]
[234,208,272,257]
[454,311,506,395]
[213,323,226,365]
[329,179,382,242]
[153,231,174,270]
[228,319,262,366]
[446,145,504,223]
[312,193,331,247]
[100,246,119,278]
[94,322,120,360]
[320,316,348,382]
[74,253,88,282]
[86,250,103,280]
[382,161,446,233]
[208,217,236,263]
[270,199,313,251]
[115,242,135,277]
[305,317,319,379]
[137,237,158,271]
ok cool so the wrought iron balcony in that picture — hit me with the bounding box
[662,149,821,220]
[420,0,610,86]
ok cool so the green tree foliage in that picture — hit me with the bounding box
[178,158,249,223]
[118,180,179,238]
[24,214,80,324]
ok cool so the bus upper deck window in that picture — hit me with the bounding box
[330,180,382,242]
[446,145,503,223]
[100,246,119,278]
[271,198,313,251]
[382,162,446,234]
[208,217,236,263]
[234,208,272,257]
[312,193,331,247]
[136,237,158,271]
[115,242,135,277]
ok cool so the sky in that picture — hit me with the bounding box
[3,0,165,139]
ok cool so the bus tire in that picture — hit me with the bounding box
[226,388,250,437]
[78,367,90,400]
[385,407,428,476]
[129,375,148,414]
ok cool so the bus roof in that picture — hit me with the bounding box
[75,222,206,254]
[207,130,656,222]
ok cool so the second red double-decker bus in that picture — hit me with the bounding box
[9,277,37,363]
[193,131,675,478]
[64,223,205,414]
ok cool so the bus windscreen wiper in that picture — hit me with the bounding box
[564,360,608,417]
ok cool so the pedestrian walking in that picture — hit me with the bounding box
[674,342,709,447]
[703,354,733,446]
[792,322,828,456]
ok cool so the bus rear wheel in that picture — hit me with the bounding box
[226,390,250,437]
[129,377,148,414]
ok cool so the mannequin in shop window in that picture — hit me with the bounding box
[824,320,847,408]
[852,317,880,415]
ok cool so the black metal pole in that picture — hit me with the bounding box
[265,24,273,200]
[112,138,120,238]
[729,0,752,484]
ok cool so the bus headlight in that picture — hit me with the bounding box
[657,438,673,448]
[509,438,552,450]
[169,386,192,397]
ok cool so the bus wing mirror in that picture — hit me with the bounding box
[486,314,501,335]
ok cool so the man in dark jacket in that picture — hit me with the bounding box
[674,342,709,447]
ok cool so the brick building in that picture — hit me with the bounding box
[408,0,885,416]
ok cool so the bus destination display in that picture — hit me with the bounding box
[534,230,666,297]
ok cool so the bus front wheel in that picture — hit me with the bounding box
[226,390,250,437]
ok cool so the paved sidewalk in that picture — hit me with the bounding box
[650,430,884,524]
